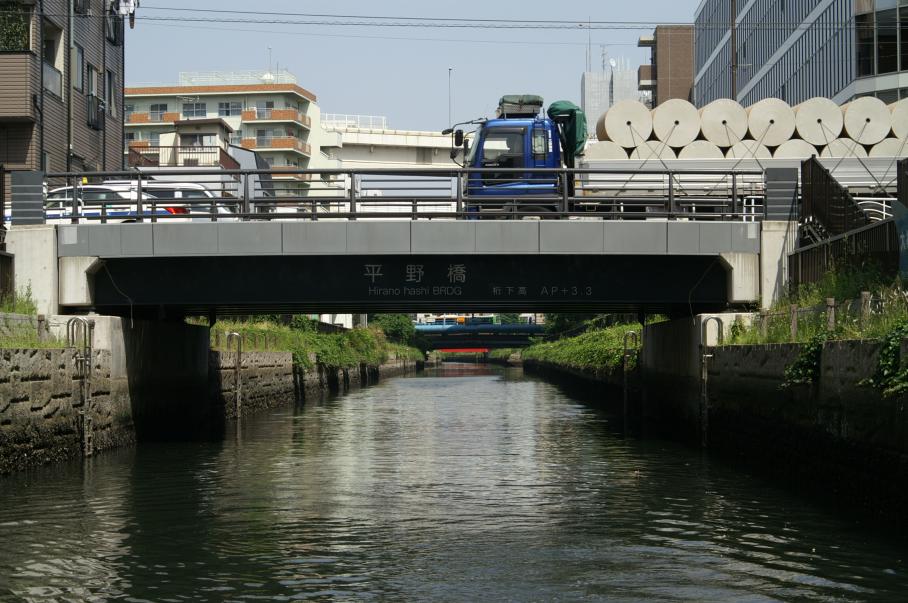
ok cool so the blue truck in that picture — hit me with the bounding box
[443,95,586,212]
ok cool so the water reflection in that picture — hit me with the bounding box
[0,364,905,601]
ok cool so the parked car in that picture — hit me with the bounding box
[44,185,190,224]
[103,180,239,220]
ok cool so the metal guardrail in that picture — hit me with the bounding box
[29,166,767,223]
[801,157,871,237]
[790,157,907,290]
[788,219,898,290]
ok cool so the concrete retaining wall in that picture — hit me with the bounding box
[0,349,134,473]
[706,340,908,529]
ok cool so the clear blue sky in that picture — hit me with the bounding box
[126,1,700,131]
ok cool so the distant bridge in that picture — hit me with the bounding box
[415,323,545,349]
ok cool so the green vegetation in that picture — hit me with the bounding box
[369,314,416,344]
[729,267,907,346]
[0,2,29,51]
[489,348,517,360]
[521,322,643,374]
[211,317,423,369]
[0,331,62,350]
[0,284,38,316]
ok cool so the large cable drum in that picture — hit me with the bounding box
[747,98,796,147]
[842,97,892,145]
[652,98,701,148]
[869,138,908,158]
[794,97,844,146]
[678,140,726,160]
[699,99,748,147]
[820,138,869,158]
[596,100,654,148]
[773,139,820,159]
[890,99,908,139]
[629,140,677,161]
[583,141,629,160]
[726,140,772,160]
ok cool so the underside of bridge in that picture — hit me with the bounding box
[87,254,735,318]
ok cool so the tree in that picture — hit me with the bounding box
[370,314,415,344]
[498,313,522,324]
[0,3,29,52]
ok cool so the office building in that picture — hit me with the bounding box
[638,25,695,105]
[582,57,647,134]
[694,0,908,107]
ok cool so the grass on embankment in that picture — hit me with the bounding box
[727,267,908,345]
[516,322,644,375]
[0,286,63,349]
[210,318,424,369]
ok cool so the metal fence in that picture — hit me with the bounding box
[801,157,871,237]
[788,219,898,290]
[24,166,767,223]
[751,291,901,342]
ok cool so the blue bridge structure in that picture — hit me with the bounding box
[415,323,545,350]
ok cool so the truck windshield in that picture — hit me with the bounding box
[479,128,525,185]
[481,130,525,167]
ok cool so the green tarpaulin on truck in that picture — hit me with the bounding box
[547,101,587,168]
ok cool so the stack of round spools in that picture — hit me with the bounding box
[591,96,908,161]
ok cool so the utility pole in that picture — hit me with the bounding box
[730,0,738,100]
[448,68,453,126]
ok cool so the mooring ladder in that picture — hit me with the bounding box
[226,332,243,419]
[622,331,640,435]
[66,317,95,457]
[699,317,724,449]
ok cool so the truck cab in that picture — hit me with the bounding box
[447,95,585,208]
[466,116,562,197]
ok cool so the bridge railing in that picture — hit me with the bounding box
[26,166,767,224]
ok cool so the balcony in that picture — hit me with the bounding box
[127,146,241,170]
[241,108,311,128]
[127,111,180,124]
[638,64,655,91]
[42,61,62,98]
[87,94,104,130]
[271,167,313,181]
[0,54,37,120]
[241,136,311,155]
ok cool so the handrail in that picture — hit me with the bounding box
[226,332,242,418]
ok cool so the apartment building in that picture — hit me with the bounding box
[637,25,695,106]
[125,70,328,194]
[0,0,128,177]
[694,0,907,107]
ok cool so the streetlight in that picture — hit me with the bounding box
[448,68,454,126]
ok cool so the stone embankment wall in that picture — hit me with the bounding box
[209,351,423,420]
[522,318,908,533]
[0,349,134,474]
[707,339,908,530]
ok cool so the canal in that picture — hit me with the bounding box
[0,363,905,601]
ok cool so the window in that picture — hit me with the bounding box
[87,64,99,97]
[900,8,908,74]
[218,101,242,116]
[150,103,168,121]
[149,132,161,146]
[106,8,123,45]
[71,44,83,92]
[878,9,898,74]
[124,103,135,119]
[105,69,117,116]
[532,128,547,161]
[856,12,875,77]
[182,102,207,118]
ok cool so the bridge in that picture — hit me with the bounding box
[415,323,545,349]
[3,166,799,318]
